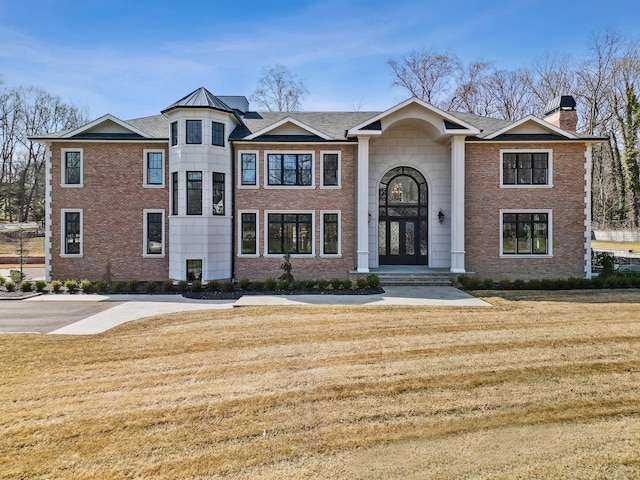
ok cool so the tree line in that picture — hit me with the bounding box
[2,28,639,229]
[0,80,87,223]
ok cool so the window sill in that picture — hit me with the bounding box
[500,254,553,258]
[143,184,166,189]
[238,253,260,258]
[263,185,316,190]
[60,254,83,258]
[60,183,84,188]
[264,253,315,258]
[238,184,259,189]
[143,253,166,258]
[500,184,553,189]
[320,254,342,258]
[319,185,342,189]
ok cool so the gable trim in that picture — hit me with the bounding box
[484,115,578,140]
[61,114,153,139]
[245,117,332,141]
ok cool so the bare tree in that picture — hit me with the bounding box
[388,49,461,107]
[448,61,497,116]
[251,65,309,112]
[487,69,535,121]
[525,52,578,116]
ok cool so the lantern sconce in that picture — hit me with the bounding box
[368,212,371,223]
[438,210,445,224]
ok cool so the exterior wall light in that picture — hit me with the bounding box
[438,210,445,224]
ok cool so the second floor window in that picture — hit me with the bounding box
[503,152,549,185]
[186,120,202,144]
[146,152,163,185]
[241,153,256,185]
[212,121,224,146]
[267,153,312,186]
[170,121,178,146]
[64,151,82,185]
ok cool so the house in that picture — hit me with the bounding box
[31,88,603,283]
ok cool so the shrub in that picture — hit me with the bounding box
[191,280,202,292]
[356,278,369,289]
[341,279,353,290]
[5,281,15,292]
[19,280,33,292]
[277,279,290,291]
[499,279,512,290]
[223,280,235,292]
[127,280,139,292]
[0,275,5,286]
[482,278,494,290]
[238,277,251,291]
[206,280,220,292]
[145,281,157,293]
[79,279,93,293]
[111,280,124,292]
[35,280,47,293]
[163,279,175,292]
[10,269,25,283]
[51,279,62,293]
[317,279,329,291]
[596,252,616,277]
[264,277,277,291]
[330,278,343,290]
[527,279,543,290]
[64,279,78,293]
[95,280,109,292]
[366,274,380,288]
[177,280,188,292]
[252,281,264,292]
[303,279,317,290]
[458,275,480,290]
[290,280,304,291]
[512,279,526,290]
[279,253,294,283]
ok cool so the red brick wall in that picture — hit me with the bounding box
[234,144,356,281]
[50,142,169,281]
[465,142,587,280]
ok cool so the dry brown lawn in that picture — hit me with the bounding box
[0,235,44,256]
[592,239,640,252]
[1,290,640,479]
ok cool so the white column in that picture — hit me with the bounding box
[450,135,466,273]
[356,136,370,272]
[584,144,593,279]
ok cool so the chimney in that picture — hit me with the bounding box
[543,95,578,132]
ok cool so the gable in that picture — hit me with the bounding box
[245,117,332,141]
[484,115,578,140]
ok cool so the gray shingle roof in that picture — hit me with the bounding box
[161,87,234,114]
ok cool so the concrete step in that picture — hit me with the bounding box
[376,273,453,286]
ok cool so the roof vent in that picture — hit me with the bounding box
[544,95,576,116]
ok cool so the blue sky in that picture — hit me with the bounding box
[0,0,637,120]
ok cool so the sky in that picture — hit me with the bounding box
[0,0,638,121]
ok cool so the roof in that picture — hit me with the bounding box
[161,87,235,114]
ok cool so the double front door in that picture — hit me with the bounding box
[378,166,428,266]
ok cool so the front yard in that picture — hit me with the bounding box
[1,291,639,479]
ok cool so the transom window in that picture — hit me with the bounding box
[268,213,313,254]
[186,120,202,144]
[267,153,312,186]
[211,121,224,147]
[502,212,549,255]
[502,151,549,185]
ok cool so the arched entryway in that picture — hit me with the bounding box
[378,166,428,265]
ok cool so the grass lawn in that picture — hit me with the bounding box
[0,235,44,256]
[1,290,640,479]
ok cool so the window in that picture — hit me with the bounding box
[61,209,82,256]
[321,152,340,187]
[186,259,202,281]
[267,153,312,186]
[186,120,202,144]
[186,171,202,215]
[212,121,225,147]
[240,212,258,255]
[212,172,224,215]
[172,172,179,215]
[502,151,551,186]
[322,211,340,255]
[61,149,82,186]
[267,213,313,255]
[171,121,178,146]
[240,152,257,186]
[144,150,164,186]
[502,212,550,255]
[144,210,164,256]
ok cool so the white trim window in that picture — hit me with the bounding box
[320,151,341,188]
[61,148,83,187]
[265,210,315,256]
[320,210,341,256]
[500,209,552,257]
[143,209,165,257]
[500,149,553,187]
[238,210,259,257]
[61,209,83,257]
[265,151,315,188]
[143,149,165,187]
[238,151,258,188]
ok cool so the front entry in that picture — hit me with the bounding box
[378,167,428,265]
